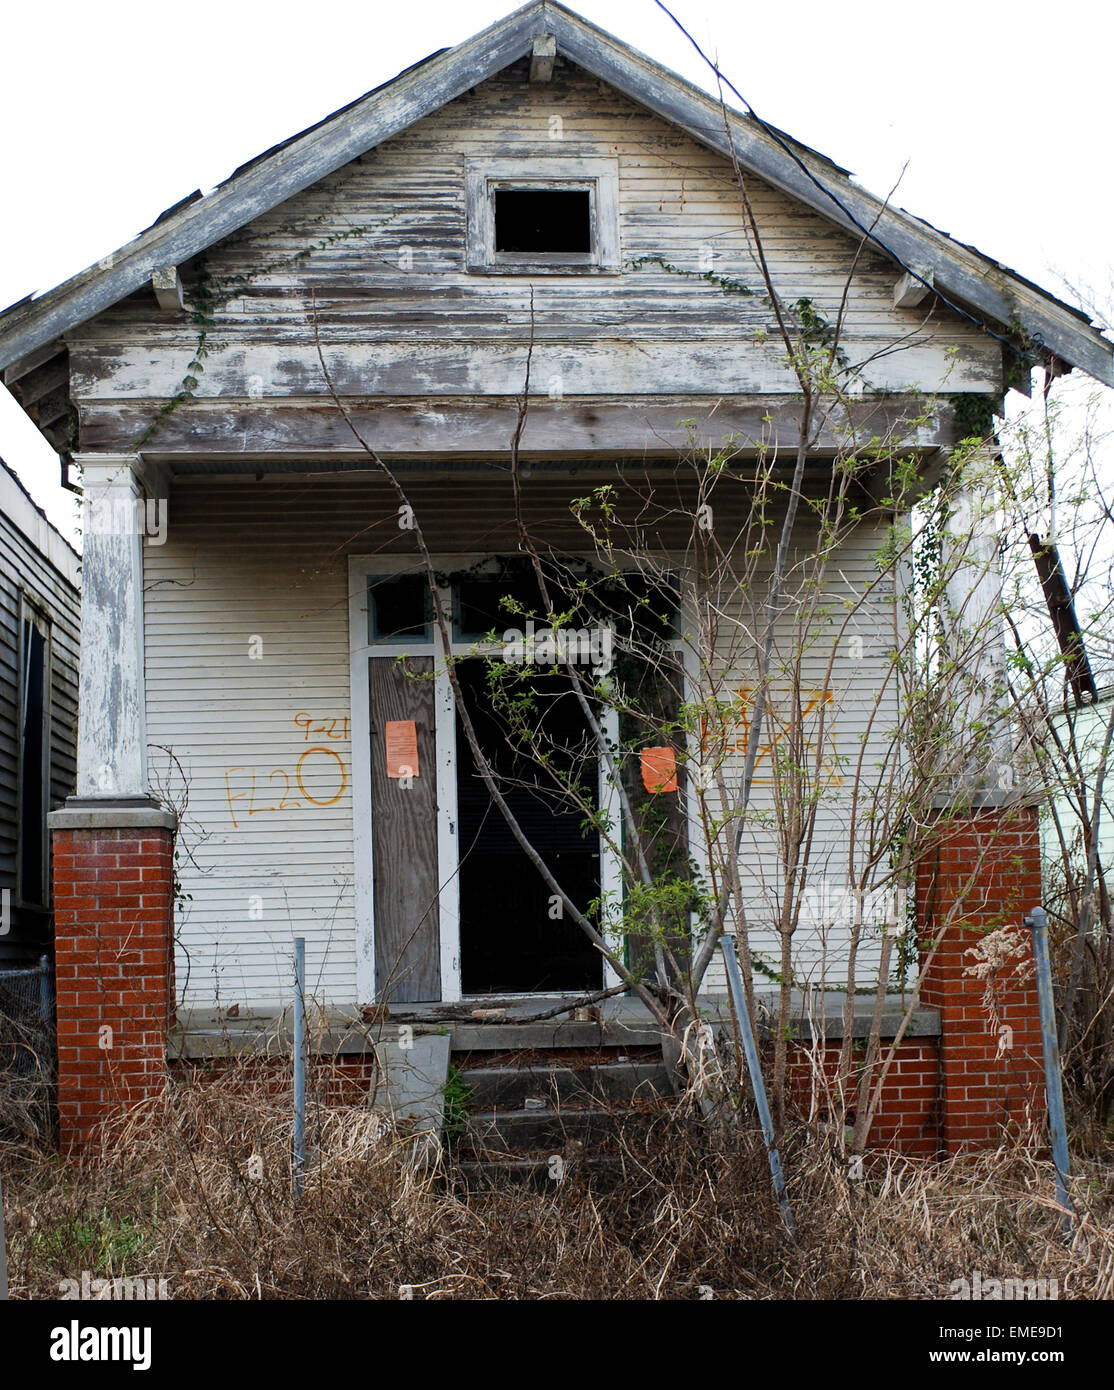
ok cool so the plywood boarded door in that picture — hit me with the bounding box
[369,657,440,1002]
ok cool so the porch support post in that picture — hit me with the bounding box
[71,453,151,800]
[48,452,176,1152]
[917,443,1045,1154]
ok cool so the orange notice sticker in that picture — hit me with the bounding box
[385,720,419,779]
[640,746,677,794]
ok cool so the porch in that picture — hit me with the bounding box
[167,991,946,1163]
[168,990,943,1057]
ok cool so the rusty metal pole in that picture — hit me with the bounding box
[293,937,306,1200]
[1025,907,1073,1241]
[720,935,795,1238]
[0,1168,8,1299]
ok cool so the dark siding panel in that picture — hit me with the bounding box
[0,508,80,952]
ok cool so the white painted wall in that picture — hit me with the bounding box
[147,475,904,1007]
[144,480,355,1010]
[693,510,903,995]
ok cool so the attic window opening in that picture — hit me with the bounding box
[494,189,591,254]
[466,158,619,275]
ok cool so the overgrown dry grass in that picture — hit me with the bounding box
[0,1005,53,1155]
[3,1056,1112,1300]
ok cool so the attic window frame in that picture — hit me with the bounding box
[465,158,620,275]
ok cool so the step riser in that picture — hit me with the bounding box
[456,1156,625,1190]
[461,1062,669,1109]
[465,1107,661,1152]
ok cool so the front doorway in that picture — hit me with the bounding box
[351,554,685,1006]
[455,659,602,994]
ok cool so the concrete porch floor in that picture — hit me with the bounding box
[169,991,941,1059]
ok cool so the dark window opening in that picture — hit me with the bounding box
[456,660,602,994]
[596,572,681,645]
[19,615,48,906]
[493,189,591,254]
[369,575,432,644]
[454,567,546,641]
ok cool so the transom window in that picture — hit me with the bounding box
[367,562,679,650]
[367,574,432,644]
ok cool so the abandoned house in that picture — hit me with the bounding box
[0,1,1109,1156]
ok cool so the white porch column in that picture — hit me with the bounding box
[72,453,151,801]
[941,444,1011,798]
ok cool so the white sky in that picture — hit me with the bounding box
[2,0,1112,541]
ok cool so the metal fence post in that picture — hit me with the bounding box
[1025,906,1074,1241]
[719,935,795,1238]
[37,954,51,1025]
[0,1169,8,1300]
[292,937,306,1200]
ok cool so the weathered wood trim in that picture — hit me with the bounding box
[530,33,556,83]
[151,267,184,313]
[347,556,376,1005]
[68,336,998,402]
[70,454,150,800]
[598,701,623,992]
[79,393,954,462]
[433,633,462,1003]
[893,268,933,309]
[464,156,620,274]
[2,339,66,387]
[0,2,1107,382]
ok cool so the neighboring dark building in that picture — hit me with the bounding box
[0,458,80,964]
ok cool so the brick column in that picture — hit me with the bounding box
[50,806,176,1152]
[916,804,1045,1153]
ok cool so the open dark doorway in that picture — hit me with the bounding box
[456,659,602,994]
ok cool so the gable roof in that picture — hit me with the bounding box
[0,1,1109,385]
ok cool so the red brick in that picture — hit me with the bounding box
[916,806,1044,1154]
[52,822,175,1153]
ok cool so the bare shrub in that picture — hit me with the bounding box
[3,1056,1111,1300]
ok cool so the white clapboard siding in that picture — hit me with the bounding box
[144,488,354,1010]
[694,513,903,995]
[149,473,907,1006]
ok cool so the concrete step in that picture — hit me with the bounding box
[464,1104,665,1154]
[461,1060,670,1110]
[454,1154,625,1190]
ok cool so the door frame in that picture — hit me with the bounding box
[348,552,698,1006]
